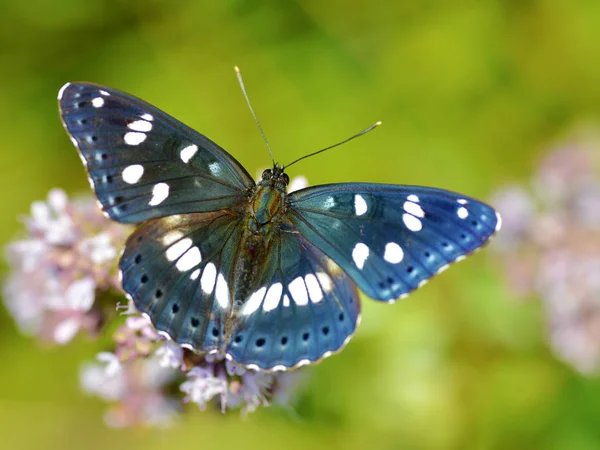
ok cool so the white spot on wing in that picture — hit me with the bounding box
[384,242,404,264]
[289,277,308,306]
[166,237,192,261]
[262,283,283,312]
[354,194,368,216]
[124,132,147,145]
[352,243,370,270]
[242,287,266,315]
[215,273,229,308]
[141,113,153,121]
[99,90,110,96]
[457,198,468,205]
[180,144,198,163]
[316,272,332,292]
[403,213,423,231]
[122,164,144,184]
[457,206,469,219]
[201,263,217,294]
[282,295,291,307]
[58,83,70,100]
[92,97,104,108]
[128,120,152,132]
[209,162,222,176]
[407,194,419,202]
[176,246,201,271]
[323,196,335,209]
[190,269,200,280]
[304,274,323,303]
[403,200,425,218]
[148,183,169,206]
[162,230,184,246]
[495,211,502,232]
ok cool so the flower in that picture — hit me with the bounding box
[180,357,300,415]
[492,141,600,373]
[3,189,131,343]
[155,341,185,370]
[80,352,126,401]
[113,316,160,362]
[80,351,180,428]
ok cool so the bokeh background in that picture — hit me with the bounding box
[2,1,600,449]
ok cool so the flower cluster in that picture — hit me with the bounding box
[3,188,302,427]
[491,140,600,373]
[4,189,129,343]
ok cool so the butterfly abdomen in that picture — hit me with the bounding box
[231,216,279,308]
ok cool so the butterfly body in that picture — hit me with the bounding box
[58,81,500,371]
[232,167,290,306]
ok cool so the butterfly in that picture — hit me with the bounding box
[58,79,501,372]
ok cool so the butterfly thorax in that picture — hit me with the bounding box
[249,166,289,231]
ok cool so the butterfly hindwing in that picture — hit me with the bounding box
[119,211,243,353]
[226,231,360,371]
[120,210,361,370]
[288,183,501,302]
[58,82,254,223]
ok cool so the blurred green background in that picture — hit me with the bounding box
[2,1,600,449]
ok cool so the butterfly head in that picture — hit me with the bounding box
[259,165,289,192]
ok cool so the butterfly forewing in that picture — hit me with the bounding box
[288,183,501,302]
[58,83,254,223]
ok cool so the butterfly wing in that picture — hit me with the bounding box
[225,231,360,371]
[288,183,501,302]
[119,211,244,353]
[120,210,360,371]
[58,82,254,223]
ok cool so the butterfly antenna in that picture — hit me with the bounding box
[235,66,275,165]
[285,121,382,169]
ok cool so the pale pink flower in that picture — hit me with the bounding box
[492,143,600,373]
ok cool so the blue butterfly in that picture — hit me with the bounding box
[58,79,501,371]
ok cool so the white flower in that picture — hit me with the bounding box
[80,233,117,264]
[47,276,96,311]
[47,277,96,344]
[3,189,131,343]
[155,341,184,370]
[225,359,246,376]
[125,315,158,340]
[28,189,77,245]
[80,352,125,401]
[180,367,228,411]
